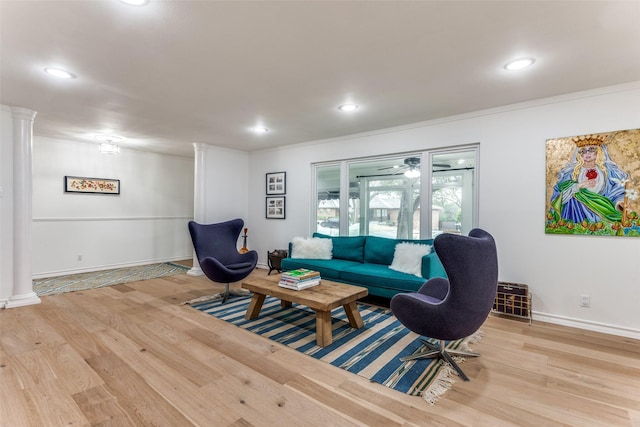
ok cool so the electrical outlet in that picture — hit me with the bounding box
[580,294,590,308]
[77,254,83,262]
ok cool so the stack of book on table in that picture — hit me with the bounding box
[278,268,321,290]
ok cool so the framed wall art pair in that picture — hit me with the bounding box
[266,172,286,219]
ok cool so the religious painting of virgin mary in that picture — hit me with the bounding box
[545,128,640,237]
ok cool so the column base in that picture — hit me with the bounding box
[187,267,203,276]
[5,292,41,308]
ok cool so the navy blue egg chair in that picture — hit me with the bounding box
[390,228,498,381]
[188,219,258,304]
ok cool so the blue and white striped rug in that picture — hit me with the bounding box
[192,295,480,403]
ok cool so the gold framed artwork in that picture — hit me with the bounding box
[64,176,120,195]
[545,128,640,237]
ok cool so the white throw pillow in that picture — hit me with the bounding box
[291,237,333,259]
[389,242,431,277]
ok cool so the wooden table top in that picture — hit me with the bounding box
[242,274,368,312]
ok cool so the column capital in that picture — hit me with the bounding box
[193,143,208,153]
[11,107,37,122]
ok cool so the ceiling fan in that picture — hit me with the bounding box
[378,157,451,177]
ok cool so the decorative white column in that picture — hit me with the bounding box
[187,142,207,276]
[6,107,40,308]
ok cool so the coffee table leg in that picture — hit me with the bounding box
[315,310,332,347]
[245,293,266,320]
[343,301,364,329]
[281,300,292,309]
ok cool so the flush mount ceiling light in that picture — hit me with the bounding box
[99,143,121,155]
[338,103,358,112]
[251,126,269,134]
[94,134,124,154]
[44,67,76,79]
[504,57,535,71]
[120,0,150,5]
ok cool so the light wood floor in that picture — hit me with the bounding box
[1,268,639,427]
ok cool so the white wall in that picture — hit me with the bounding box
[202,145,249,223]
[246,82,640,338]
[31,136,194,277]
[0,106,14,301]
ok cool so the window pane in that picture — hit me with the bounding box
[316,164,340,236]
[349,156,421,239]
[313,148,476,240]
[431,150,476,237]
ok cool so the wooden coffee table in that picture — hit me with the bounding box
[241,275,368,347]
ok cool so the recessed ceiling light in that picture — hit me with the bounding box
[504,57,535,71]
[338,104,358,112]
[44,67,76,79]
[120,0,149,5]
[252,126,269,134]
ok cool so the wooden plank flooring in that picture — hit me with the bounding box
[1,268,639,426]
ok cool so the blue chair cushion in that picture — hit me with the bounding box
[226,262,255,270]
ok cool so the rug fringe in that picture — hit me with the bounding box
[421,363,456,404]
[420,330,484,404]
[465,329,484,346]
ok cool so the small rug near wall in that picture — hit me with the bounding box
[192,295,481,404]
[33,262,190,296]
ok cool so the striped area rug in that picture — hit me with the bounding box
[192,295,480,403]
[33,262,190,296]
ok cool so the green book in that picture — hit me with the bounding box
[283,268,320,280]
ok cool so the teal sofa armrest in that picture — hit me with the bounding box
[421,252,447,279]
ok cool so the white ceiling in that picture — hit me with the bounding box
[2,1,639,157]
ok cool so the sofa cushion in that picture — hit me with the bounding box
[389,242,431,276]
[364,236,434,266]
[340,263,426,293]
[291,236,332,259]
[313,232,365,263]
[281,257,360,281]
[363,236,397,265]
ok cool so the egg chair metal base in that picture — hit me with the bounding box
[399,338,480,382]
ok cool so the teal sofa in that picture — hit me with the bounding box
[281,232,447,299]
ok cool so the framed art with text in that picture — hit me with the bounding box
[266,171,286,195]
[64,176,120,195]
[266,196,286,219]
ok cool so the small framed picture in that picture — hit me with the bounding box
[266,196,286,219]
[266,171,286,195]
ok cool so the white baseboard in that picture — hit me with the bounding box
[533,311,640,340]
[32,256,191,279]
